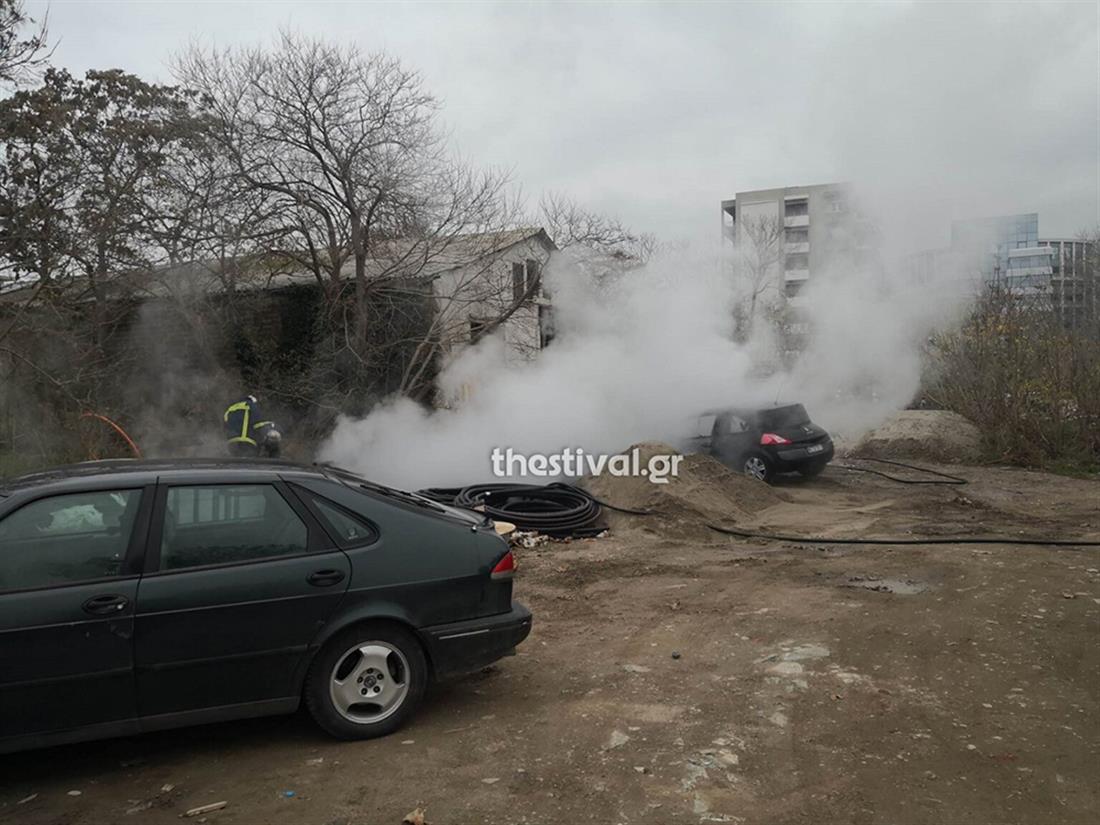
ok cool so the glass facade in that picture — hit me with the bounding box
[950,214,1049,286]
[1007,254,1052,270]
[952,213,1038,250]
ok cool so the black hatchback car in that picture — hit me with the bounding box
[693,403,834,482]
[0,459,531,754]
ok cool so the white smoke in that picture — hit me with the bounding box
[321,248,750,488]
[319,214,972,489]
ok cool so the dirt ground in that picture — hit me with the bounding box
[2,461,1098,825]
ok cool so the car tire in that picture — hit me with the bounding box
[742,451,774,483]
[305,622,428,740]
[798,460,828,478]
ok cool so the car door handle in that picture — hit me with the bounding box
[82,594,130,615]
[307,569,346,587]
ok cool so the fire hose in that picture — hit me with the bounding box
[80,412,142,459]
[418,458,1100,547]
[417,483,651,537]
[831,457,967,485]
[705,524,1100,548]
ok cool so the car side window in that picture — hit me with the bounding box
[310,496,376,547]
[160,485,308,571]
[0,489,139,591]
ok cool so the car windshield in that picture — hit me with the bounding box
[757,404,810,429]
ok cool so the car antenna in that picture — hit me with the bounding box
[772,371,788,407]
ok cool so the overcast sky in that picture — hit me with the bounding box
[27,0,1099,249]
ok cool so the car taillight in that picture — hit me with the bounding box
[491,551,516,580]
[760,433,791,446]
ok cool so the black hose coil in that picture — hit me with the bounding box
[418,482,605,536]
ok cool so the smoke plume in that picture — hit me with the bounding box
[319,210,971,489]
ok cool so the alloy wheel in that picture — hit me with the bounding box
[329,641,410,724]
[744,456,768,481]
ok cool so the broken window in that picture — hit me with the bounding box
[525,259,541,297]
[512,262,525,302]
[538,304,555,349]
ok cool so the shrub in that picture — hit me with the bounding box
[923,287,1100,470]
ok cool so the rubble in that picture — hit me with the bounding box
[606,730,630,750]
[184,801,228,817]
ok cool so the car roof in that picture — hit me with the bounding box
[0,457,327,496]
[700,402,802,417]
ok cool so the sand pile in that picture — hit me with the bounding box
[582,442,785,535]
[852,410,982,463]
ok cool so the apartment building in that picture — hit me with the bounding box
[720,182,872,303]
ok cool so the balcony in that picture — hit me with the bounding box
[788,294,810,309]
[784,215,809,228]
[784,241,809,254]
[784,268,809,282]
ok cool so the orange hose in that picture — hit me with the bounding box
[81,412,142,459]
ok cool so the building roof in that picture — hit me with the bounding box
[0,227,557,305]
[723,182,852,202]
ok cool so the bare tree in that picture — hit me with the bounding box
[731,214,784,341]
[0,0,50,88]
[175,32,515,393]
[538,191,655,267]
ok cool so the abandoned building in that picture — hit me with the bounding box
[0,227,558,461]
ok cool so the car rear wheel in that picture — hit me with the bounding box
[798,459,828,478]
[743,452,774,483]
[305,623,427,740]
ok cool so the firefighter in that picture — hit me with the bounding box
[223,395,281,457]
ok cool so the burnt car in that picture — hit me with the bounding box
[691,403,834,482]
[0,459,531,754]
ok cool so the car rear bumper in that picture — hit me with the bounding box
[773,440,835,469]
[421,603,533,679]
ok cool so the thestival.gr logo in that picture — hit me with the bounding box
[490,447,683,484]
